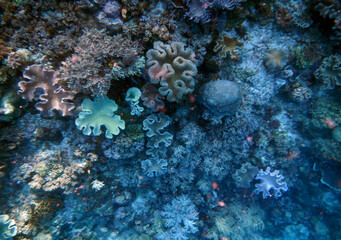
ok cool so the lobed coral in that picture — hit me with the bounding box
[143,113,173,157]
[141,158,168,177]
[314,54,341,89]
[146,41,198,102]
[125,87,144,116]
[76,96,125,139]
[0,215,17,239]
[254,167,288,199]
[18,64,75,117]
[232,162,259,188]
[141,83,165,112]
[213,31,243,60]
[97,1,123,30]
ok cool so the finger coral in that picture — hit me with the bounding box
[146,41,198,102]
[18,64,75,117]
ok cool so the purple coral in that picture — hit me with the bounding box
[97,1,123,29]
[185,0,212,23]
[254,167,288,199]
[18,65,75,117]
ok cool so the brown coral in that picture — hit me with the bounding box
[18,65,75,117]
[213,31,243,60]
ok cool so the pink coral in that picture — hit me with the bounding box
[18,64,75,117]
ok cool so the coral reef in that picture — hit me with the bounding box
[1,1,341,240]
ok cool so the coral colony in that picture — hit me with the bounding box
[0,0,341,239]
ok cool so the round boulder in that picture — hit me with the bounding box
[200,80,241,116]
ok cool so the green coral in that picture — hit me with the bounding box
[75,96,125,138]
[0,215,17,239]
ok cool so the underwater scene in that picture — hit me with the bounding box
[0,0,340,239]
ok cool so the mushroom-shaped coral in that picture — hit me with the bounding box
[75,95,125,138]
[0,214,17,239]
[314,54,341,89]
[213,31,243,60]
[125,87,144,116]
[146,41,198,102]
[18,65,75,117]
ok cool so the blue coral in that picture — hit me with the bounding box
[254,167,288,199]
[156,195,199,240]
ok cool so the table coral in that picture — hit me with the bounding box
[75,96,125,139]
[146,41,198,102]
[18,64,75,117]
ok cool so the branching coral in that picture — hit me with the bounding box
[18,64,75,117]
[185,0,212,23]
[146,41,198,102]
[213,31,243,60]
[254,167,288,199]
[275,0,312,28]
[75,96,125,139]
[156,195,198,240]
[59,28,143,96]
[314,54,341,89]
